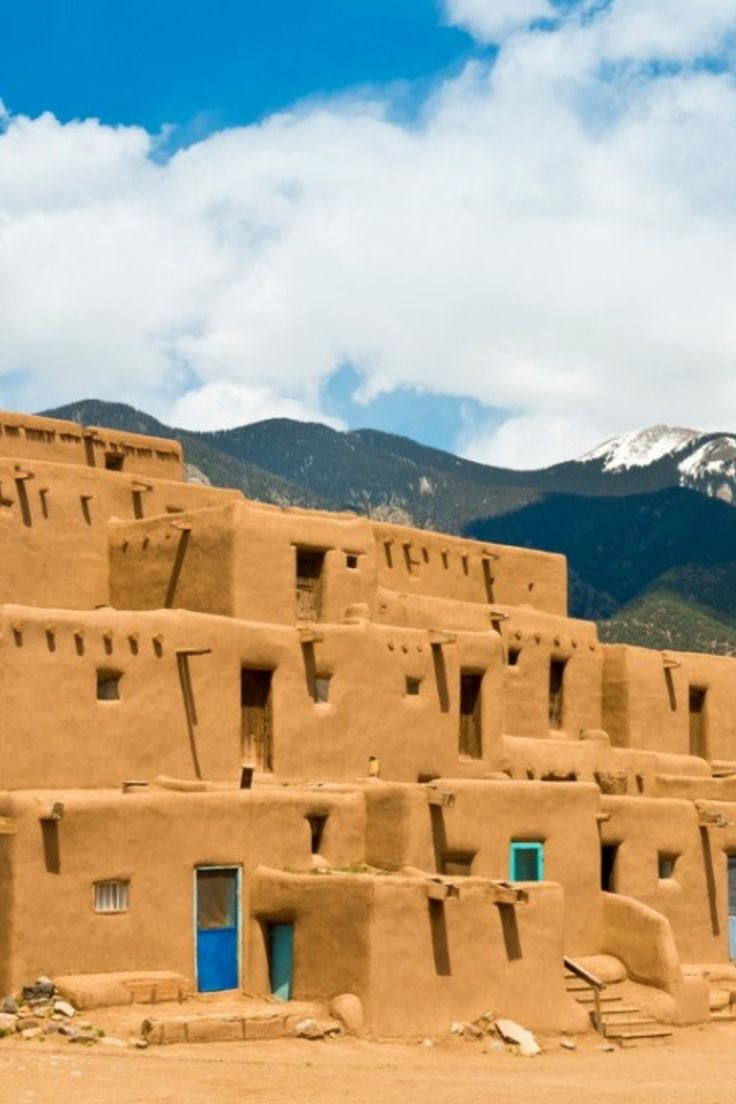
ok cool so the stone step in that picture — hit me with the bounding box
[711,1011,736,1022]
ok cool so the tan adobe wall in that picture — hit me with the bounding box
[0,410,184,480]
[495,606,603,739]
[599,795,736,965]
[369,521,567,616]
[108,500,568,628]
[0,606,505,788]
[0,457,240,609]
[603,644,736,762]
[0,788,365,998]
[364,779,603,957]
[252,868,586,1035]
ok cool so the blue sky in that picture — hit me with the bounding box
[1,1,736,466]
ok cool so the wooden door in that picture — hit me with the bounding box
[241,668,273,771]
[459,672,482,759]
[296,549,325,621]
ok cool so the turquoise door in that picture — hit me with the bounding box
[269,923,294,1001]
[510,841,544,881]
[196,868,239,992]
[729,856,736,959]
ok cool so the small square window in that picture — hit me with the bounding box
[658,853,678,879]
[346,553,359,569]
[313,675,331,703]
[510,841,544,882]
[105,452,124,472]
[94,880,129,913]
[97,670,121,701]
[405,677,421,696]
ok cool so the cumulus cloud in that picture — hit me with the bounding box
[2,1,736,466]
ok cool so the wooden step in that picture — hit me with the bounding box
[573,991,622,1005]
[602,1016,657,1028]
[711,1011,736,1022]
[600,1005,652,1017]
[604,1025,672,1042]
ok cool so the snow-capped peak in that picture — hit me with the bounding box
[580,425,700,472]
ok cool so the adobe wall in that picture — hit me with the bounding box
[364,779,603,956]
[603,644,736,762]
[0,788,365,997]
[599,795,736,965]
[108,501,568,628]
[0,606,505,788]
[0,410,184,480]
[494,606,603,739]
[251,868,586,1035]
[0,457,240,610]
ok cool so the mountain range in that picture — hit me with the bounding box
[43,400,736,656]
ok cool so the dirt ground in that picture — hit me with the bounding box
[1,1021,736,1104]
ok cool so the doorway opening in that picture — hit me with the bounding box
[458,671,482,759]
[241,668,274,771]
[296,548,326,621]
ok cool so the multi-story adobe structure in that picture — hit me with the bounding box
[0,408,735,1042]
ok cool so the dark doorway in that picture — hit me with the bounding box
[459,672,482,759]
[296,548,326,620]
[689,687,708,758]
[601,844,619,892]
[307,814,327,854]
[549,659,566,729]
[241,668,274,771]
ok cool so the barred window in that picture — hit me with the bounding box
[94,880,129,913]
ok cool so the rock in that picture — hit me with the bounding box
[450,1021,465,1035]
[100,1036,127,1047]
[22,977,54,1001]
[53,1000,75,1018]
[560,1038,577,1050]
[0,1012,18,1034]
[329,993,364,1033]
[20,1027,42,1040]
[1,998,17,1015]
[43,1022,62,1035]
[487,1040,506,1053]
[133,1038,149,1049]
[420,1037,433,1048]
[494,1018,541,1057]
[463,1023,483,1041]
[596,1043,616,1053]
[58,1023,79,1037]
[294,1018,324,1040]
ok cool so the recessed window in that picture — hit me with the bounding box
[442,850,476,876]
[658,853,678,880]
[94,880,129,913]
[508,647,521,667]
[346,553,359,569]
[405,677,421,696]
[510,841,544,881]
[307,814,328,854]
[97,670,121,701]
[105,452,124,472]
[313,675,331,704]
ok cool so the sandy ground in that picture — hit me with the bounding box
[1,1021,736,1104]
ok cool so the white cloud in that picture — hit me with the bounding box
[2,1,736,467]
[170,381,344,431]
[443,0,556,42]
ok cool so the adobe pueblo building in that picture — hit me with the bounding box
[0,408,736,1044]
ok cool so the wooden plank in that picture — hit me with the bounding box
[0,817,16,835]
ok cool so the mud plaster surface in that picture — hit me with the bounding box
[0,1023,735,1104]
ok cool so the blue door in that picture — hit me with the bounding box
[510,841,544,881]
[269,923,294,1001]
[196,868,239,992]
[728,856,736,959]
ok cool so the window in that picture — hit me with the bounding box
[442,850,476,876]
[313,675,331,704]
[658,853,678,880]
[346,553,359,569]
[307,814,327,854]
[405,677,421,696]
[459,672,483,759]
[97,670,121,701]
[549,659,566,728]
[94,880,129,913]
[509,841,544,882]
[689,687,707,758]
[507,647,521,667]
[105,452,124,472]
[601,845,619,892]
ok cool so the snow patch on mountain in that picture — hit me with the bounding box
[581,425,700,472]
